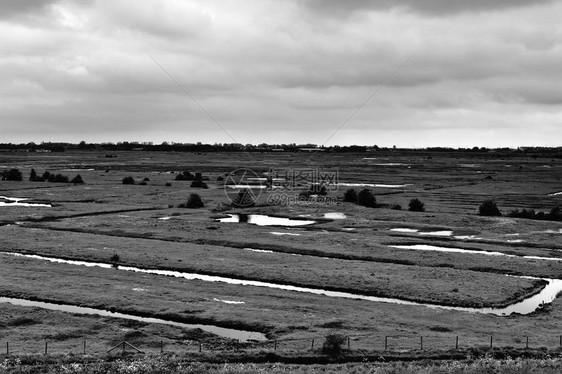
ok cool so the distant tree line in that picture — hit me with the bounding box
[1,142,561,156]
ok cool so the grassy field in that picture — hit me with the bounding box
[1,149,561,361]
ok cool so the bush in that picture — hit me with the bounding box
[1,169,22,181]
[507,205,561,221]
[180,193,204,209]
[322,333,346,356]
[479,200,502,216]
[122,176,135,185]
[70,174,84,184]
[175,171,195,181]
[343,189,358,203]
[29,169,45,182]
[110,254,120,267]
[309,183,327,195]
[51,174,69,183]
[165,182,172,187]
[357,189,376,208]
[408,198,425,212]
[190,180,208,188]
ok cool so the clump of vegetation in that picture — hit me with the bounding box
[175,171,195,181]
[165,182,172,187]
[110,254,120,267]
[408,198,425,212]
[507,205,561,221]
[39,171,70,183]
[190,180,208,188]
[29,169,45,182]
[479,200,502,216]
[179,193,204,209]
[1,168,22,181]
[70,174,84,184]
[343,188,358,203]
[231,189,256,208]
[122,176,135,185]
[357,189,376,208]
[321,333,346,356]
[309,183,327,195]
[390,204,402,210]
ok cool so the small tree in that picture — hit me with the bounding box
[70,175,84,184]
[190,180,208,188]
[357,189,376,208]
[1,169,22,181]
[479,200,502,216]
[181,193,204,209]
[322,333,346,356]
[30,169,37,181]
[343,189,357,203]
[110,254,120,268]
[122,176,135,185]
[408,198,425,212]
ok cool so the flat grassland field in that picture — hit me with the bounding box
[1,150,561,354]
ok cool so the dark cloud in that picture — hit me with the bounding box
[0,0,58,18]
[303,0,556,16]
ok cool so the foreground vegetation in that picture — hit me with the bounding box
[2,353,562,374]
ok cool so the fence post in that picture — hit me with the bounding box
[384,336,388,351]
[560,336,561,347]
[347,337,350,351]
[122,341,126,353]
[160,340,163,354]
[83,340,86,355]
[420,336,423,350]
[6,342,9,355]
[45,341,48,355]
[274,340,277,351]
[490,336,493,348]
[526,336,529,349]
[199,341,202,353]
[455,336,459,349]
[311,338,314,351]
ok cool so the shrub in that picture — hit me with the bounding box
[29,169,45,182]
[42,171,51,180]
[70,174,84,184]
[110,254,120,267]
[408,198,425,212]
[231,189,256,208]
[180,193,204,209]
[321,333,346,356]
[175,171,195,181]
[390,204,402,210]
[165,182,172,187]
[190,180,208,188]
[479,200,502,216]
[343,189,357,203]
[507,205,561,221]
[217,176,224,182]
[142,177,150,182]
[309,183,327,195]
[357,189,376,208]
[51,174,69,183]
[1,169,22,181]
[138,181,147,185]
[122,176,135,185]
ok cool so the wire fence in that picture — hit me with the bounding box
[2,333,562,357]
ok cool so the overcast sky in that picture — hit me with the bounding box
[1,0,561,147]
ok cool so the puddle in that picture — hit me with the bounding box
[2,251,559,316]
[548,192,562,196]
[390,228,419,233]
[270,232,301,236]
[213,298,245,305]
[0,296,264,341]
[225,185,267,189]
[419,230,453,237]
[324,212,346,219]
[158,217,172,220]
[217,214,316,226]
[242,248,274,253]
[389,244,562,262]
[0,196,51,207]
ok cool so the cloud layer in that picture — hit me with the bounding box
[1,0,561,147]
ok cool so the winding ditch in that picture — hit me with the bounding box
[1,251,560,317]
